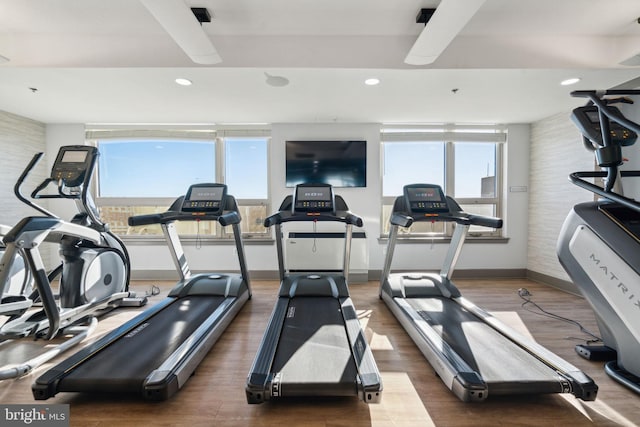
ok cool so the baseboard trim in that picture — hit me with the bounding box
[132,268,580,295]
[367,268,527,282]
[131,270,368,282]
[525,270,581,296]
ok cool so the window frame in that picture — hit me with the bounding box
[380,126,506,240]
[87,128,271,241]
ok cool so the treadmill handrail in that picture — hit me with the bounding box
[129,210,241,227]
[264,210,363,227]
[390,211,503,229]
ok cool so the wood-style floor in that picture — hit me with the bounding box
[1,278,639,427]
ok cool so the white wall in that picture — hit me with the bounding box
[620,98,640,200]
[527,112,594,283]
[36,121,532,279]
[0,110,50,265]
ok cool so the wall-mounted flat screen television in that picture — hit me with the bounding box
[285,140,367,188]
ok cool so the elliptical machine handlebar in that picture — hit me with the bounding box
[14,146,104,228]
[14,152,58,219]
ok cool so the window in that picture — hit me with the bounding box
[98,140,216,198]
[90,130,270,240]
[381,127,505,238]
[383,142,444,196]
[453,142,500,234]
[223,137,269,236]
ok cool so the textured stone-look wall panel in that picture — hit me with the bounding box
[0,110,48,263]
[528,112,593,281]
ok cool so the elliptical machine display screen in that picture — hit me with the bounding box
[572,105,637,147]
[182,184,227,214]
[51,146,97,187]
[404,184,449,213]
[293,183,335,214]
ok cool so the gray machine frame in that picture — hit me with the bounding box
[246,184,382,404]
[379,184,598,402]
[557,89,640,394]
[33,184,252,400]
[1,146,145,380]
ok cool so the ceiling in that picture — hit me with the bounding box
[0,0,639,125]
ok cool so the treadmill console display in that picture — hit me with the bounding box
[293,184,335,214]
[51,146,96,187]
[182,184,227,213]
[404,184,449,213]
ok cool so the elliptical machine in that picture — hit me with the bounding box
[557,89,640,394]
[0,145,146,380]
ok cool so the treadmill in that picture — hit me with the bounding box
[33,183,252,401]
[246,183,382,404]
[379,183,598,402]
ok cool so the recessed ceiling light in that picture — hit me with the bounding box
[560,77,581,86]
[175,78,193,86]
[365,78,380,86]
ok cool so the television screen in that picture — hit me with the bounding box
[285,140,367,187]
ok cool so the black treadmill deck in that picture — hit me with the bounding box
[404,296,566,395]
[57,295,226,393]
[271,297,358,397]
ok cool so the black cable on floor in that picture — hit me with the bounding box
[517,287,602,344]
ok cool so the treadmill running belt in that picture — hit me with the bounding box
[406,297,566,394]
[271,297,358,396]
[58,295,226,392]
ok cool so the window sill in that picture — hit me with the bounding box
[377,236,509,244]
[121,236,274,245]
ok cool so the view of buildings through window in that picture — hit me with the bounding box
[96,138,269,237]
[94,136,502,239]
[382,140,500,237]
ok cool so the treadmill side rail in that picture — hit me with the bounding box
[246,297,290,404]
[32,297,175,400]
[143,293,246,401]
[385,291,489,402]
[455,295,598,401]
[341,297,383,403]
